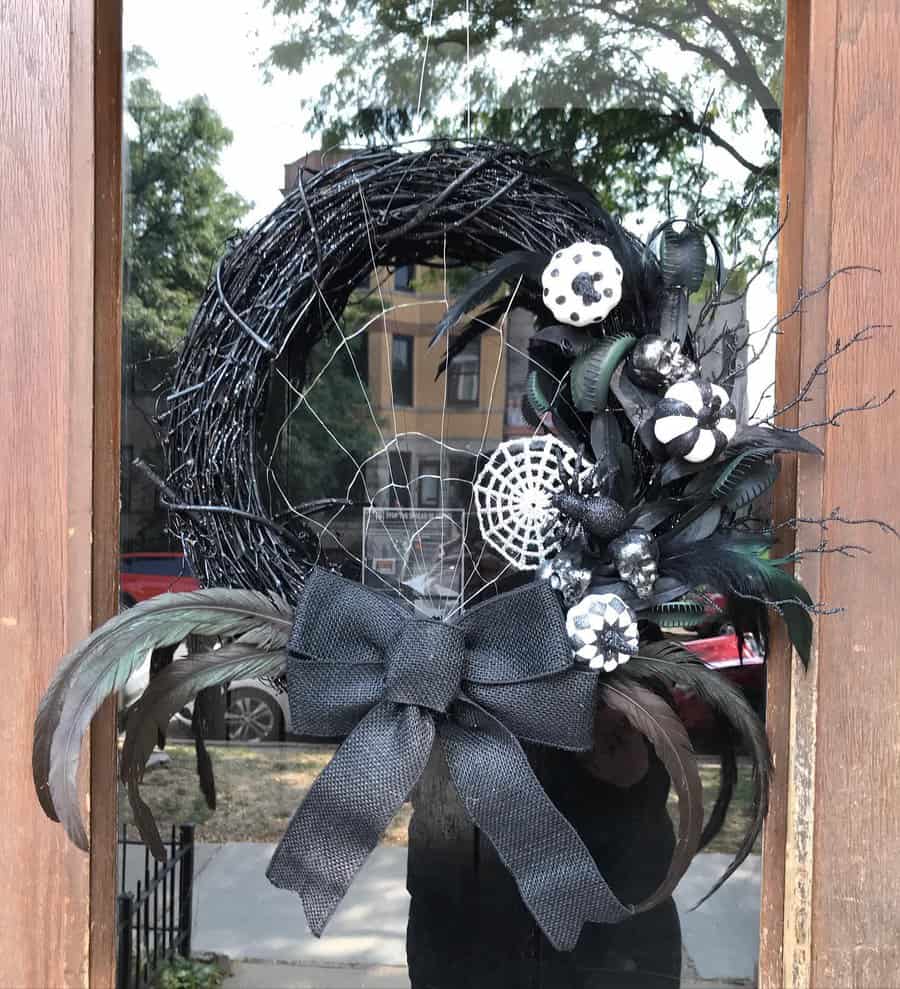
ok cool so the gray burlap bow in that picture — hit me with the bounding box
[266,567,632,951]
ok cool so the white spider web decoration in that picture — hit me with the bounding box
[473,437,591,571]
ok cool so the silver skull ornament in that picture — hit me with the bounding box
[610,528,659,600]
[537,547,593,607]
[626,335,698,391]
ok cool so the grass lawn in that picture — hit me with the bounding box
[118,743,412,846]
[117,743,757,855]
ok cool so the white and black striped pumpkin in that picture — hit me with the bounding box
[652,379,737,463]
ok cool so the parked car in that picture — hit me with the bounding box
[121,644,290,743]
[120,552,200,606]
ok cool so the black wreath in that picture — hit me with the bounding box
[161,144,664,603]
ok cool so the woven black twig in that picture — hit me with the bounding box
[161,143,661,602]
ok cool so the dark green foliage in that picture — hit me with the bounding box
[570,334,638,413]
[124,48,250,369]
[661,534,813,665]
[640,599,708,628]
[155,957,225,989]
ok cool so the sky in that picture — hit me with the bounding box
[125,0,331,223]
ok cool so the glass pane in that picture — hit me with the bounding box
[118,2,786,986]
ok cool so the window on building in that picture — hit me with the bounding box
[418,458,441,507]
[391,334,414,406]
[447,339,480,406]
[394,264,414,291]
[388,451,413,507]
[448,454,478,509]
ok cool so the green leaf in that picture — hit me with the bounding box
[570,334,637,413]
[641,599,707,628]
[526,368,551,416]
[712,449,770,499]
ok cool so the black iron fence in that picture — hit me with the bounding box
[116,824,195,989]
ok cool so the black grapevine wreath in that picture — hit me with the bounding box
[33,143,893,953]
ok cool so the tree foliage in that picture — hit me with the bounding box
[263,0,783,231]
[124,47,251,370]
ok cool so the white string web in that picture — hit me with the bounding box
[262,216,578,615]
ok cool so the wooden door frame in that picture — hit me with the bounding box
[761,2,900,986]
[90,1,125,985]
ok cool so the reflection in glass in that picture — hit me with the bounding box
[119,2,786,985]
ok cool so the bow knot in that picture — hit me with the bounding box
[267,568,632,951]
[383,620,465,713]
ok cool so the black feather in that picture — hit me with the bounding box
[531,324,595,356]
[149,645,177,749]
[662,505,723,547]
[429,251,547,347]
[590,411,633,505]
[627,498,682,532]
[728,424,822,457]
[435,297,514,378]
[121,643,286,857]
[33,589,292,850]
[624,642,771,903]
[192,688,220,811]
[602,678,704,913]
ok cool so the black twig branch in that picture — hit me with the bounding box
[793,389,895,433]
[772,508,899,539]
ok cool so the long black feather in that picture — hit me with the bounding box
[602,678,704,912]
[429,251,547,347]
[149,644,177,749]
[33,589,292,850]
[624,641,772,902]
[531,324,595,356]
[192,687,220,811]
[728,424,822,457]
[435,297,514,378]
[121,643,286,858]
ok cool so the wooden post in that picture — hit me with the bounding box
[0,1,95,985]
[761,3,900,986]
[0,1,122,985]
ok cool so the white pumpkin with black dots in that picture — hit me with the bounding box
[653,379,737,463]
[541,242,623,326]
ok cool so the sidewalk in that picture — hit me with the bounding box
[178,844,759,987]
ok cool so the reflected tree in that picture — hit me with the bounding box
[262,0,783,230]
[124,47,251,372]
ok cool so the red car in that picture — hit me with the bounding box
[681,633,765,749]
[120,552,200,606]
